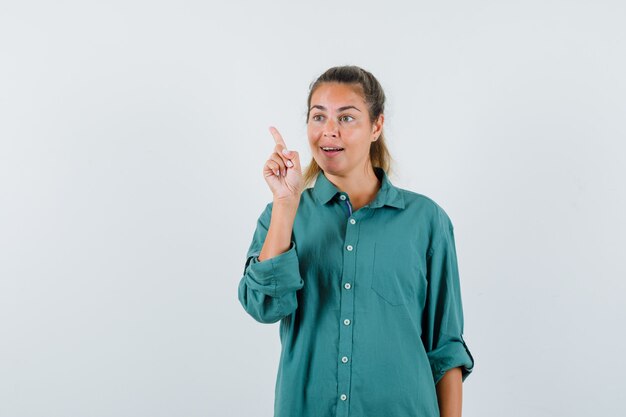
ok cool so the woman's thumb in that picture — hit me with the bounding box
[283,148,301,171]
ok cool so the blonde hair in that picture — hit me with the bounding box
[302,65,394,188]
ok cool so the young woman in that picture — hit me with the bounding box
[238,65,475,417]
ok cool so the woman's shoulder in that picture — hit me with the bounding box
[398,186,449,213]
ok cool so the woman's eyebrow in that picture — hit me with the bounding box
[309,105,361,112]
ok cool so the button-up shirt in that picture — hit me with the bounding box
[238,167,475,417]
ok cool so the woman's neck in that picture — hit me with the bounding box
[325,165,381,211]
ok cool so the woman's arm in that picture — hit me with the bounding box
[238,126,305,324]
[259,199,299,261]
[237,200,303,324]
[436,367,463,417]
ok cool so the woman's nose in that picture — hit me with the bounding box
[323,119,338,137]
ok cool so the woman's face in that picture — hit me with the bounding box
[307,82,383,177]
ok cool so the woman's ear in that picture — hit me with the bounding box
[372,114,384,139]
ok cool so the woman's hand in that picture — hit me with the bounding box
[264,126,303,202]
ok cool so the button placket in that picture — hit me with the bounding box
[337,196,359,415]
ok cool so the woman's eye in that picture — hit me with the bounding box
[312,114,324,122]
[340,115,354,122]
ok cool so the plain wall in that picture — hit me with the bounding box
[1,1,625,416]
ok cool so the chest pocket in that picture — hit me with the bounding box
[371,241,417,306]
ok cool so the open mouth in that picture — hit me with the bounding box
[321,146,344,154]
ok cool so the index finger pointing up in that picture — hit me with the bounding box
[269,126,288,149]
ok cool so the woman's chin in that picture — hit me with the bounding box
[313,155,348,176]
[318,162,342,174]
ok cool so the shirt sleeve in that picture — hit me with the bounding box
[237,202,304,324]
[421,206,475,385]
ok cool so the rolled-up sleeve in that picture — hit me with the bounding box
[237,203,304,324]
[421,207,475,385]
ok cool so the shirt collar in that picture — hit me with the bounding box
[312,166,405,209]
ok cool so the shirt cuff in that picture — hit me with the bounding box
[427,337,475,385]
[244,240,302,298]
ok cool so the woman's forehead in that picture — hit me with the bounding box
[311,83,366,110]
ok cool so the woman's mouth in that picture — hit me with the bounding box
[321,146,344,156]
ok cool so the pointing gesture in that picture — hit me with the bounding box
[264,126,303,202]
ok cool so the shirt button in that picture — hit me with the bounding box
[341,356,349,363]
[340,195,346,200]
[340,394,348,401]
[346,245,353,251]
[349,218,356,224]
[343,319,351,325]
[344,283,351,290]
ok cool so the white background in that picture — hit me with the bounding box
[1,1,625,416]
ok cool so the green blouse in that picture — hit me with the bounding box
[238,167,475,417]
